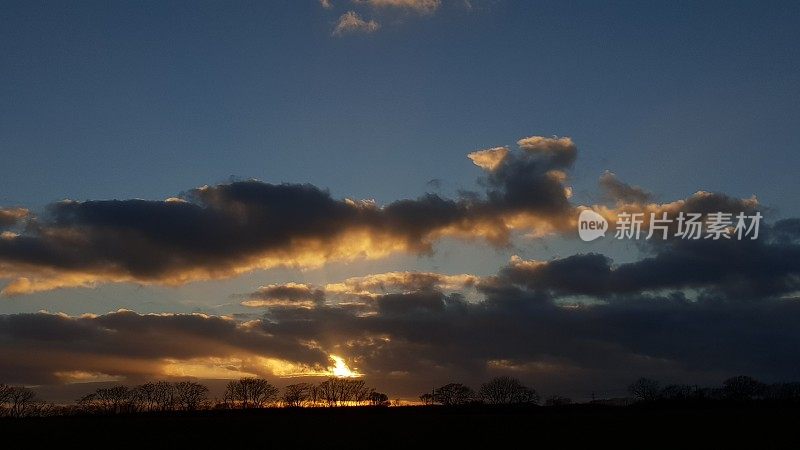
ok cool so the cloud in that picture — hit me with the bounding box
[0,135,586,295]
[320,0,333,9]
[0,310,332,385]
[0,135,766,295]
[332,11,380,36]
[468,146,509,171]
[516,135,577,167]
[241,283,325,309]
[4,225,800,397]
[328,271,478,294]
[490,219,800,300]
[250,226,800,394]
[599,171,653,204]
[355,0,441,14]
[0,208,28,229]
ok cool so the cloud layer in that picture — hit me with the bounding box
[2,220,798,396]
[0,134,764,295]
[0,136,585,295]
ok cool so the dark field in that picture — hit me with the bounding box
[2,403,798,447]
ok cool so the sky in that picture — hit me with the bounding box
[1,0,800,401]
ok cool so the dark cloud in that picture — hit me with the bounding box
[494,219,800,299]
[0,135,768,296]
[242,283,325,308]
[0,310,329,385]
[3,221,798,398]
[0,136,581,295]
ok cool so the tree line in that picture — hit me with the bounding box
[627,375,800,403]
[420,376,540,406]
[2,374,800,418]
[0,377,391,418]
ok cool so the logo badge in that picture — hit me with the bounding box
[578,210,607,241]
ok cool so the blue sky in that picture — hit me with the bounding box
[2,1,799,211]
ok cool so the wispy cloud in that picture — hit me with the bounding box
[332,11,380,36]
[355,0,441,14]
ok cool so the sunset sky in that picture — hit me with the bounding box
[1,0,800,401]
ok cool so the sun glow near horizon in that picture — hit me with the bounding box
[329,355,362,378]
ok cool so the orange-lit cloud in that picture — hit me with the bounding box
[332,11,380,36]
[0,135,582,295]
[0,207,28,228]
[2,221,800,397]
[468,146,509,171]
[0,135,766,295]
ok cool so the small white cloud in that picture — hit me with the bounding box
[320,0,333,9]
[332,11,380,36]
[356,0,441,14]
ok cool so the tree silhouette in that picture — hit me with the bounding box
[0,384,12,411]
[282,383,313,407]
[133,382,159,412]
[479,376,539,404]
[660,384,693,401]
[432,383,474,406]
[628,377,660,402]
[174,381,208,411]
[152,381,176,411]
[92,385,132,414]
[419,393,434,405]
[368,391,390,406]
[763,382,800,401]
[316,378,371,406]
[2,385,38,418]
[224,378,278,409]
[723,376,765,400]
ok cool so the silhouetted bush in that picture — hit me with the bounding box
[628,377,660,402]
[479,376,539,405]
[431,383,475,406]
[722,376,765,401]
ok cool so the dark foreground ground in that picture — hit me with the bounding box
[2,402,798,447]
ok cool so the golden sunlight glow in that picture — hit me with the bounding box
[329,355,362,378]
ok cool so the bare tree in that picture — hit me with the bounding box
[94,385,132,414]
[432,383,474,406]
[348,379,371,405]
[0,383,12,416]
[315,378,372,406]
[723,375,765,400]
[282,383,313,407]
[174,381,209,411]
[225,378,278,409]
[133,382,158,412]
[419,393,434,405]
[479,376,539,404]
[153,381,176,411]
[368,391,390,406]
[763,382,800,401]
[661,384,693,400]
[628,377,660,402]
[5,386,38,418]
[316,378,341,406]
